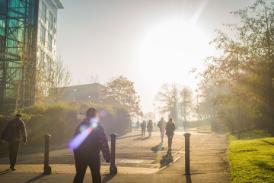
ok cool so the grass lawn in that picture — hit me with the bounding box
[229,131,274,183]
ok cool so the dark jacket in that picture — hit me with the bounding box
[141,121,146,130]
[165,122,175,136]
[1,118,27,143]
[147,121,153,131]
[73,120,110,161]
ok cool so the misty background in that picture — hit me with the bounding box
[57,0,255,112]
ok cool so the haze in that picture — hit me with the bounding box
[57,0,255,112]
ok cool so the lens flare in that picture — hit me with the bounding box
[69,128,92,150]
[99,110,108,118]
[68,117,99,150]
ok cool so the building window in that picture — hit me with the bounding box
[0,19,5,36]
[46,55,53,76]
[41,2,47,22]
[40,50,45,68]
[40,25,46,46]
[48,11,54,30]
[48,33,52,51]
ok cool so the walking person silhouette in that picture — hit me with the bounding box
[140,120,147,137]
[72,108,110,183]
[1,113,27,171]
[147,120,153,137]
[157,118,166,143]
[165,118,175,151]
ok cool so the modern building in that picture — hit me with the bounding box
[49,83,106,103]
[0,0,63,111]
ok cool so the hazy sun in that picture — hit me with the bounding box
[136,18,211,88]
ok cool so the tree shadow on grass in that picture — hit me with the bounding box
[261,139,274,146]
[251,160,274,171]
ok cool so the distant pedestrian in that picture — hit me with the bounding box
[157,118,166,143]
[140,120,147,137]
[147,120,153,137]
[1,113,27,171]
[72,108,110,183]
[165,118,175,151]
[136,121,140,129]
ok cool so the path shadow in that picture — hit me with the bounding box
[133,136,143,140]
[102,173,116,183]
[160,150,173,167]
[24,174,47,183]
[117,134,141,140]
[0,169,11,176]
[133,136,150,141]
[143,136,150,140]
[151,143,164,153]
[185,174,192,183]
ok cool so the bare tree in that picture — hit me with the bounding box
[156,84,179,124]
[49,56,71,101]
[180,87,193,131]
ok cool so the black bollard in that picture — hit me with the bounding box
[184,133,191,175]
[110,133,118,175]
[43,134,52,175]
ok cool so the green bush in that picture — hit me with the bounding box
[0,102,131,152]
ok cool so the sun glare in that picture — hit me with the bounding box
[136,19,211,88]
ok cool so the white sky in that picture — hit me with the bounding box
[57,0,255,113]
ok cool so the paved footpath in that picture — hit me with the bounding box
[0,131,230,183]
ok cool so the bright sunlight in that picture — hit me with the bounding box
[136,18,212,88]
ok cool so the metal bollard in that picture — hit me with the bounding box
[184,133,191,175]
[43,134,52,175]
[110,133,118,175]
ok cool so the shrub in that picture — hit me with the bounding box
[0,102,131,152]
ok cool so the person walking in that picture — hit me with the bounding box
[72,108,110,183]
[136,121,140,129]
[140,120,146,137]
[147,120,153,137]
[1,113,27,171]
[157,118,166,143]
[165,118,175,151]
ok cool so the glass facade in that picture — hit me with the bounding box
[0,0,63,111]
[41,2,47,22]
[40,25,46,45]
[0,0,39,110]
[48,33,53,51]
[36,0,61,98]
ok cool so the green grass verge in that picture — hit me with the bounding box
[229,131,274,183]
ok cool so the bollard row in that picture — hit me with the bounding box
[184,133,191,175]
[110,133,118,175]
[44,134,52,175]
